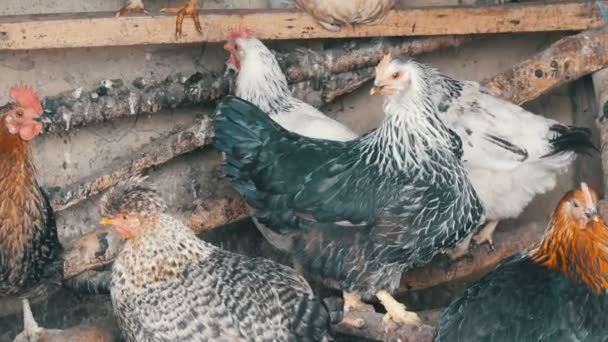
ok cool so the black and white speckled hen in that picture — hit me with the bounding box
[213,53,484,323]
[101,175,342,342]
[224,29,357,141]
[434,183,608,342]
[0,85,60,297]
[373,56,596,256]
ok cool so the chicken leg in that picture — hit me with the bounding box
[376,290,422,325]
[447,233,473,260]
[342,291,374,328]
[161,0,202,39]
[115,0,149,17]
[473,220,499,250]
[14,299,43,342]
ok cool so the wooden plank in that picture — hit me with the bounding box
[0,1,606,50]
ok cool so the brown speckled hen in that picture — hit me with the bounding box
[0,85,60,297]
[294,0,398,31]
[101,175,342,342]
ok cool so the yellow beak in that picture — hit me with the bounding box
[370,86,382,96]
[224,41,233,53]
[99,218,114,226]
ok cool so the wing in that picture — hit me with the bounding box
[435,256,608,342]
[436,78,556,171]
[214,96,398,230]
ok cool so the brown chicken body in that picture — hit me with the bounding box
[294,0,398,32]
[0,86,60,297]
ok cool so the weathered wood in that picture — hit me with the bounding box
[484,27,608,105]
[41,36,469,134]
[0,2,605,50]
[46,117,214,211]
[335,309,441,342]
[592,68,608,196]
[399,222,543,292]
[280,36,474,83]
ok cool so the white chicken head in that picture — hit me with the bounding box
[371,54,426,97]
[224,28,265,70]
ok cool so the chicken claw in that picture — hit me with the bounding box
[473,220,499,250]
[376,290,422,325]
[161,0,202,40]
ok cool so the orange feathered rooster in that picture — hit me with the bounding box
[0,85,61,297]
[434,183,608,341]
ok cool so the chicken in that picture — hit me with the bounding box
[294,0,398,32]
[101,175,343,342]
[213,54,484,324]
[434,183,608,342]
[115,0,201,39]
[0,85,60,297]
[374,56,595,256]
[224,30,357,141]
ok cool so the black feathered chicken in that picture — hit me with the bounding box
[213,55,484,324]
[434,183,608,342]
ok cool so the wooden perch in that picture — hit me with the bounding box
[399,221,542,292]
[0,2,606,50]
[484,27,608,105]
[591,68,608,196]
[279,36,474,83]
[41,36,468,134]
[335,309,441,342]
[47,117,214,211]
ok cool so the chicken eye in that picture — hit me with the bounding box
[572,201,579,208]
[15,109,24,118]
[392,72,400,79]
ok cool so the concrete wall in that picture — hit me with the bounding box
[0,0,602,339]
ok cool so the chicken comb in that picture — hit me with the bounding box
[376,53,392,72]
[9,85,43,114]
[230,28,256,40]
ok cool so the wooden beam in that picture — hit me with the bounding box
[0,1,606,50]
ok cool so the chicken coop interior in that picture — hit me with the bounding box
[2,0,608,341]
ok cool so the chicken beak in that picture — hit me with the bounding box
[370,86,383,96]
[33,112,52,126]
[223,41,234,53]
[99,218,114,226]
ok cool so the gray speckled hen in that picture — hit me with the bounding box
[101,175,342,342]
[373,56,595,257]
[213,55,484,324]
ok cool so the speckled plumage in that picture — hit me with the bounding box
[231,35,357,142]
[106,177,340,342]
[213,58,484,298]
[0,101,60,297]
[434,185,608,342]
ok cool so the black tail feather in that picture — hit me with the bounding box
[546,124,597,157]
[322,296,344,326]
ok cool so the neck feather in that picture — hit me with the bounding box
[235,46,293,115]
[531,216,608,295]
[361,79,454,171]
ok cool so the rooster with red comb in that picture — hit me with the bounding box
[224,29,357,141]
[0,85,61,299]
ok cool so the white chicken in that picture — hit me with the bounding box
[373,56,596,256]
[224,29,357,142]
[294,0,399,32]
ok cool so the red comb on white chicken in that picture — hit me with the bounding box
[224,29,356,142]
